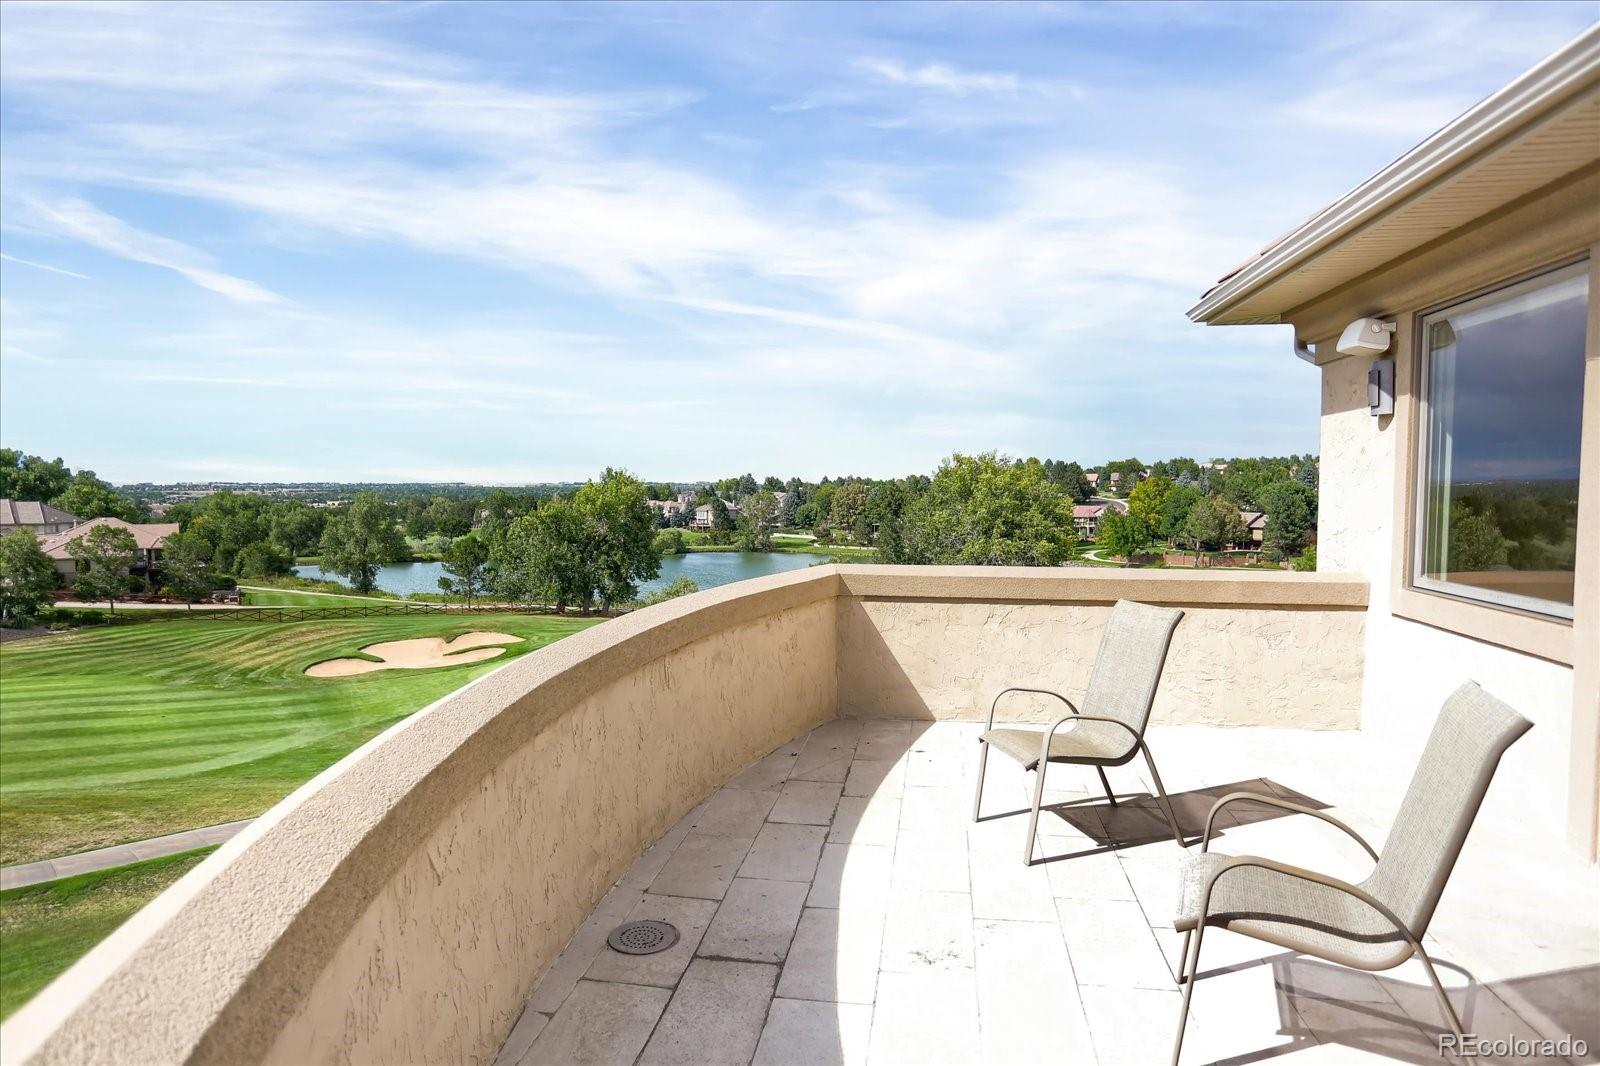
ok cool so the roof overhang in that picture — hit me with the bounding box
[1189,25,1600,328]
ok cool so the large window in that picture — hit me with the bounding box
[1414,261,1588,619]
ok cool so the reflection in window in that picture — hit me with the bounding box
[1415,261,1588,618]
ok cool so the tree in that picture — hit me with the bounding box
[492,470,660,611]
[438,531,491,606]
[52,471,144,521]
[1181,497,1248,552]
[898,452,1077,566]
[1258,480,1317,561]
[1446,502,1508,572]
[739,491,779,551]
[1096,512,1154,559]
[1155,484,1203,543]
[268,502,325,558]
[0,450,72,503]
[830,482,870,542]
[866,480,910,555]
[67,524,139,613]
[1126,476,1174,530]
[159,531,215,610]
[0,528,58,625]
[236,541,292,578]
[317,491,406,592]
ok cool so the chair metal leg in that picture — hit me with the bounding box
[1095,766,1119,807]
[1170,920,1206,1065]
[1176,929,1193,985]
[972,740,990,822]
[1023,760,1048,865]
[1140,742,1189,848]
[1415,945,1466,1048]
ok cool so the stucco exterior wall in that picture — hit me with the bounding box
[1305,189,1592,850]
[837,600,1365,728]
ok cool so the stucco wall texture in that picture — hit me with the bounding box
[0,566,1368,1066]
[1317,340,1576,853]
[838,600,1364,728]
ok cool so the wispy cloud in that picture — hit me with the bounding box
[0,251,89,280]
[856,58,1021,95]
[24,199,285,304]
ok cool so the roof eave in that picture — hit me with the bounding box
[1188,25,1600,327]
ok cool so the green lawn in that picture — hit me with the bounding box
[0,847,215,1020]
[0,613,601,866]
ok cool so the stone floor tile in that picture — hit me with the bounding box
[1040,847,1135,901]
[905,749,968,790]
[1078,985,1190,1066]
[692,789,779,839]
[793,726,861,783]
[890,830,970,894]
[973,918,1094,1064]
[969,850,1056,922]
[792,751,855,785]
[698,877,809,963]
[1056,896,1173,990]
[777,907,885,1004]
[867,968,981,1065]
[638,959,778,1066]
[808,843,894,912]
[770,779,845,826]
[648,830,754,901]
[739,822,827,882]
[584,893,717,988]
[493,1004,549,1066]
[524,979,670,1066]
[829,794,901,846]
[855,720,915,762]
[844,759,905,799]
[880,889,973,972]
[617,819,693,891]
[526,886,645,1013]
[725,742,803,793]
[753,998,873,1066]
[897,787,969,833]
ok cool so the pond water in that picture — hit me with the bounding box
[294,550,831,600]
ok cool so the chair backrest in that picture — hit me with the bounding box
[1365,681,1531,935]
[1079,600,1184,738]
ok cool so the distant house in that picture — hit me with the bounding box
[36,516,181,580]
[0,499,80,536]
[691,500,740,530]
[1072,503,1110,541]
[1108,472,1123,490]
[647,499,685,517]
[1084,472,1100,488]
[1238,511,1268,548]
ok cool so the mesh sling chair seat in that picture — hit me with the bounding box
[1168,681,1533,1065]
[972,599,1188,865]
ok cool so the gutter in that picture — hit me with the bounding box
[1188,24,1600,325]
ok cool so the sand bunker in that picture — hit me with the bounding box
[306,632,524,678]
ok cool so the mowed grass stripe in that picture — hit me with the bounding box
[0,614,602,864]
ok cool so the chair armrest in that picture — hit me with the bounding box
[1039,713,1141,766]
[985,687,1079,733]
[1198,855,1422,950]
[1201,792,1379,861]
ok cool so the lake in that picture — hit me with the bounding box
[293,550,831,600]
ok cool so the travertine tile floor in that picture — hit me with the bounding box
[498,720,1599,1066]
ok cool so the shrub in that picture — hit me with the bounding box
[74,609,105,626]
[1292,545,1318,572]
[653,530,686,556]
[637,576,700,607]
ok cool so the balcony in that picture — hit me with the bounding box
[4,566,1595,1066]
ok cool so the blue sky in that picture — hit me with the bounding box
[1,1,1594,484]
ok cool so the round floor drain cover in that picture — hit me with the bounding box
[607,920,679,955]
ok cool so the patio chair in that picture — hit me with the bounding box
[1168,680,1531,1065]
[972,599,1188,865]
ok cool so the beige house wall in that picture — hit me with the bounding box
[1293,169,1600,856]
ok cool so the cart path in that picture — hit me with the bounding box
[0,818,255,890]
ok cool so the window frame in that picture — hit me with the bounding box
[1408,258,1589,622]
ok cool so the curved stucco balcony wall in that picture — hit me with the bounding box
[0,565,1366,1066]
